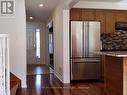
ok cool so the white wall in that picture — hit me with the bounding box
[0,0,26,88]
[51,4,64,81]
[48,0,77,83]
[74,1,127,10]
[26,21,48,65]
[63,10,70,83]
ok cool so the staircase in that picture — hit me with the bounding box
[10,73,21,95]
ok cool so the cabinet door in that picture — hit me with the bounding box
[95,10,106,33]
[100,55,105,81]
[116,11,127,22]
[70,8,82,21]
[105,11,116,33]
[82,9,95,21]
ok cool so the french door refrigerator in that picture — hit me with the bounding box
[70,21,101,81]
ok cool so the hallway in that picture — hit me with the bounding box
[27,64,53,75]
[20,65,104,95]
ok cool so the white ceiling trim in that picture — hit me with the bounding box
[79,0,127,3]
[74,1,127,10]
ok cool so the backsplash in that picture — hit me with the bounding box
[101,31,127,51]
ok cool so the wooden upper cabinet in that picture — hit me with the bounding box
[70,8,82,21]
[95,10,106,33]
[82,9,95,20]
[70,8,127,33]
[105,11,116,33]
[116,11,127,22]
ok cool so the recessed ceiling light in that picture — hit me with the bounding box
[39,4,44,7]
[29,16,33,20]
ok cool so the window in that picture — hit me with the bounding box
[36,29,40,58]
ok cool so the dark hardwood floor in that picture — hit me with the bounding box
[20,65,105,95]
[19,74,104,95]
[27,64,53,75]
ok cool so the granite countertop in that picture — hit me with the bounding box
[95,51,127,57]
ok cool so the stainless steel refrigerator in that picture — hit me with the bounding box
[70,21,101,81]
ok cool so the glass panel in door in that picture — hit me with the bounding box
[36,29,41,64]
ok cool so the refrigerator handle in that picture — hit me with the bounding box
[86,22,89,57]
[85,22,87,57]
[84,21,88,57]
[82,22,84,57]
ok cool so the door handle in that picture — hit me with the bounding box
[33,44,36,47]
[33,44,36,50]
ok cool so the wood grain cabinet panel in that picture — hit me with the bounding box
[105,11,116,33]
[70,8,82,21]
[104,56,127,95]
[105,56,123,95]
[125,12,127,21]
[95,10,106,33]
[100,55,105,81]
[82,9,95,21]
[116,11,127,22]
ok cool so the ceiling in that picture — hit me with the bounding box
[81,0,127,2]
[25,0,127,22]
[25,0,61,22]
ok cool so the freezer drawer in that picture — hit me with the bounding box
[71,62,101,80]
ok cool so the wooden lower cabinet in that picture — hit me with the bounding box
[100,55,105,81]
[104,55,127,95]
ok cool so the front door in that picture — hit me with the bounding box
[26,28,41,64]
[26,28,36,64]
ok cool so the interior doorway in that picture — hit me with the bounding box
[26,21,53,75]
[48,22,54,70]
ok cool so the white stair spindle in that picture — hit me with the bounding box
[0,34,10,95]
